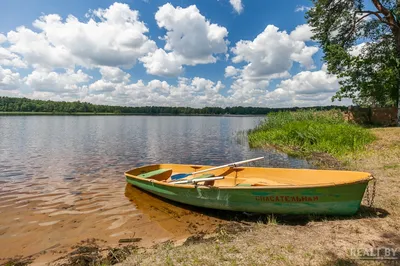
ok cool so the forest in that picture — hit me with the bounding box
[0,96,346,115]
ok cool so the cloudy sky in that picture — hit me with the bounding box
[0,0,350,108]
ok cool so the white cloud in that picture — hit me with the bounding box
[141,3,229,77]
[88,67,131,94]
[224,66,239,77]
[224,61,345,107]
[147,79,170,95]
[231,25,318,81]
[264,65,341,107]
[25,69,91,92]
[0,34,7,44]
[7,3,156,69]
[227,78,270,105]
[89,80,118,94]
[0,66,21,90]
[265,88,294,106]
[7,26,73,69]
[277,67,338,95]
[0,89,22,97]
[1,65,346,108]
[222,24,320,107]
[79,76,227,107]
[99,66,131,83]
[229,0,243,14]
[0,3,346,109]
[77,92,117,105]
[290,46,319,69]
[29,91,66,101]
[349,42,367,56]
[290,24,313,42]
[295,5,311,12]
[140,49,183,77]
[0,46,27,68]
[155,4,228,63]
[191,77,224,95]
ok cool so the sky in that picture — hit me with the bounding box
[0,0,352,108]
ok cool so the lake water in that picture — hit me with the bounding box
[0,116,310,263]
[0,115,308,182]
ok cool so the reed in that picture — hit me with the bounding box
[248,109,375,158]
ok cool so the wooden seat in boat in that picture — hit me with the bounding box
[138,169,172,181]
[193,174,214,179]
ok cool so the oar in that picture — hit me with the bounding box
[171,176,225,185]
[170,156,264,180]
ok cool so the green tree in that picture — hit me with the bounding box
[307,0,400,125]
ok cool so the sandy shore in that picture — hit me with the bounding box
[0,178,226,265]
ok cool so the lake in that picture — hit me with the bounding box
[0,115,309,263]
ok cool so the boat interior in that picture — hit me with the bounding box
[125,164,373,188]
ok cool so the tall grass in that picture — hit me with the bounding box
[248,110,375,158]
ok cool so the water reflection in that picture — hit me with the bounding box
[124,184,225,235]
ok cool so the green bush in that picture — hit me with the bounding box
[248,110,375,157]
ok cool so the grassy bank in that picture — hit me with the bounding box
[248,110,375,159]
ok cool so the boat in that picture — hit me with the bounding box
[124,160,374,215]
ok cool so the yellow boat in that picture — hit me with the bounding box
[125,159,374,215]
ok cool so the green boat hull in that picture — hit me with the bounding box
[125,177,368,215]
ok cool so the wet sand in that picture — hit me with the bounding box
[0,177,226,265]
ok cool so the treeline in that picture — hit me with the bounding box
[0,97,347,115]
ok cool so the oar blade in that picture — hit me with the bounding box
[171,173,191,180]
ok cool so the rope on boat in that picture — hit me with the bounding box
[365,177,376,207]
